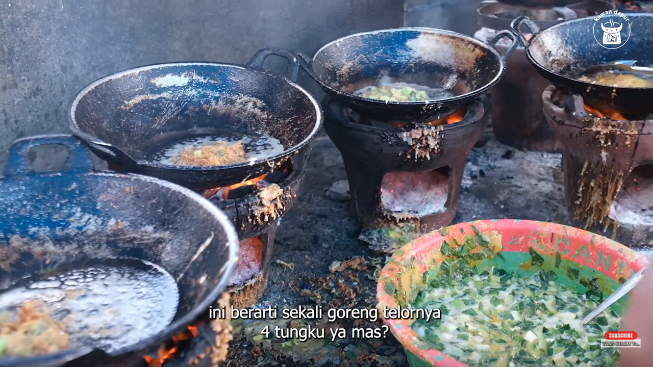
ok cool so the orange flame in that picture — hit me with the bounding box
[204,174,267,199]
[429,107,467,126]
[143,325,199,367]
[583,104,627,121]
[624,1,641,11]
[378,107,467,129]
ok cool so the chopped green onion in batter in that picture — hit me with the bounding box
[360,86,430,102]
[410,254,621,366]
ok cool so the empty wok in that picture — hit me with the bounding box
[69,48,323,191]
[0,135,238,367]
[301,27,519,122]
[512,14,653,115]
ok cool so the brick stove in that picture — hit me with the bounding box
[322,96,489,253]
[474,0,614,152]
[543,85,653,248]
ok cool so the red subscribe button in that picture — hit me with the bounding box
[604,331,638,340]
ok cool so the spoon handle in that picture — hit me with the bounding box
[615,64,653,76]
[631,66,653,75]
[581,267,646,325]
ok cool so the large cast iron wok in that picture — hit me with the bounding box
[69,48,323,191]
[0,135,238,367]
[299,28,519,122]
[512,14,653,115]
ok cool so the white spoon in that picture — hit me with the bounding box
[581,267,646,325]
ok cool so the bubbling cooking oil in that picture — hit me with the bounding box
[0,258,179,353]
[355,83,455,101]
[150,133,286,166]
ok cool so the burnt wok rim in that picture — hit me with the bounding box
[68,62,324,172]
[311,27,507,106]
[525,13,653,91]
[0,170,239,363]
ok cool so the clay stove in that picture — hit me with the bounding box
[132,293,233,367]
[543,86,653,248]
[109,148,307,309]
[101,149,308,367]
[205,147,308,309]
[474,0,614,152]
[322,97,489,253]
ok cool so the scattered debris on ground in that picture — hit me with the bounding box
[221,125,569,366]
[276,260,296,271]
[225,253,402,367]
[325,180,351,202]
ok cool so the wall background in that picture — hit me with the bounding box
[0,0,482,169]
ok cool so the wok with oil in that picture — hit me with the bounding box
[512,14,653,115]
[0,135,238,367]
[300,28,519,122]
[69,48,323,190]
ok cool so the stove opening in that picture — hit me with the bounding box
[430,107,466,126]
[609,164,653,226]
[203,159,293,200]
[581,101,653,121]
[345,106,466,128]
[380,166,449,216]
[204,174,267,200]
[227,236,264,287]
[143,325,199,367]
[584,103,629,121]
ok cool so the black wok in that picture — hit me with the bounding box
[0,135,238,367]
[69,48,323,191]
[512,14,653,115]
[300,27,519,122]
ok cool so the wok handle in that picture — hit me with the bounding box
[4,134,95,177]
[71,130,139,170]
[510,16,541,47]
[246,47,302,82]
[293,52,321,82]
[486,30,520,63]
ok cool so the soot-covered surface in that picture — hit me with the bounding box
[221,121,571,367]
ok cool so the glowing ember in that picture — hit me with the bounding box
[429,107,466,126]
[380,168,449,216]
[143,325,199,367]
[373,107,466,128]
[583,104,627,121]
[227,236,264,286]
[204,175,267,199]
[621,1,642,11]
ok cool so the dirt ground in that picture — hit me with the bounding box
[219,121,575,367]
